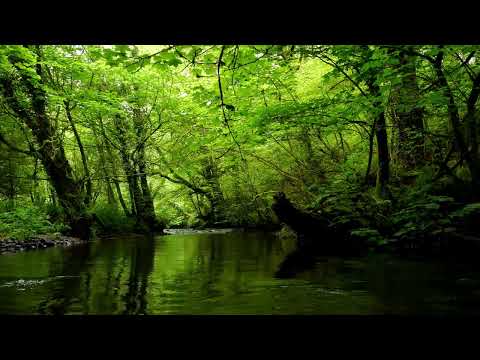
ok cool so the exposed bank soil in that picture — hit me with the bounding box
[0,234,86,255]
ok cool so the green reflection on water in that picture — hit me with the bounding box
[1,231,480,315]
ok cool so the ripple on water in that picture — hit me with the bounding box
[0,276,80,291]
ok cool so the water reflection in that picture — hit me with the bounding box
[37,244,93,315]
[2,231,480,314]
[122,235,155,315]
[275,249,318,279]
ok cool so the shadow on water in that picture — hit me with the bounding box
[274,249,318,279]
[37,244,93,315]
[121,234,156,315]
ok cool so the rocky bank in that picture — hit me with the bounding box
[0,234,85,255]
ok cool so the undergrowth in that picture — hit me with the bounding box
[305,166,480,251]
[0,206,68,241]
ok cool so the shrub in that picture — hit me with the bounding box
[91,203,135,233]
[0,206,68,241]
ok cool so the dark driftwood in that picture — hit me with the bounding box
[272,192,369,278]
[272,192,332,239]
[272,192,367,255]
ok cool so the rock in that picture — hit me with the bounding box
[1,234,85,256]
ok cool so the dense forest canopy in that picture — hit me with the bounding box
[1,45,480,249]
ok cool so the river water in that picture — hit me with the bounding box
[1,230,480,315]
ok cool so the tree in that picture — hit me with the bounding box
[0,45,92,238]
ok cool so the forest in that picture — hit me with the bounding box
[1,44,480,258]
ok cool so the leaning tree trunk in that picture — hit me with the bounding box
[0,48,92,239]
[64,100,92,206]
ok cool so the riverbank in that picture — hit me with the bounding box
[0,234,85,255]
[271,191,480,261]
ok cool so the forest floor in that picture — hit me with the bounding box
[0,234,85,255]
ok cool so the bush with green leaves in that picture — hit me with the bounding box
[350,228,387,247]
[449,203,480,235]
[0,206,68,241]
[90,203,136,233]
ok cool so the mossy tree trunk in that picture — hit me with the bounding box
[133,109,157,231]
[366,80,391,199]
[375,111,391,199]
[391,47,425,169]
[0,46,92,238]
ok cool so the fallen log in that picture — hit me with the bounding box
[272,192,332,238]
[271,192,367,255]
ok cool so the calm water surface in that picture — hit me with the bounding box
[1,231,480,315]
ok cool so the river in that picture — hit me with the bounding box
[1,230,480,315]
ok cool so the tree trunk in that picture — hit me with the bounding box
[366,79,391,199]
[201,154,225,224]
[114,114,141,217]
[465,73,480,188]
[94,131,116,206]
[375,111,391,199]
[364,118,376,184]
[64,101,92,206]
[434,53,480,189]
[123,156,144,222]
[50,187,57,207]
[134,111,158,231]
[98,117,131,216]
[137,157,156,229]
[115,113,157,231]
[31,157,39,205]
[391,47,425,168]
[0,47,92,239]
[113,179,130,216]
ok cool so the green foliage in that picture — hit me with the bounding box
[450,203,480,219]
[1,43,480,247]
[91,204,135,233]
[350,228,386,246]
[0,206,68,241]
[390,179,457,243]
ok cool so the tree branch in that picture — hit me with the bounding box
[313,53,368,97]
[217,45,245,161]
